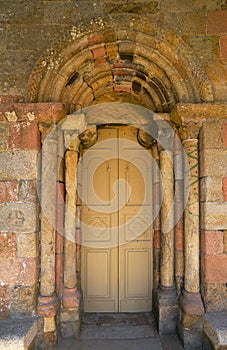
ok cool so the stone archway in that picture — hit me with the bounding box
[27,13,214,114]
[37,101,204,349]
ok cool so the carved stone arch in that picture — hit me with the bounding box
[27,13,214,114]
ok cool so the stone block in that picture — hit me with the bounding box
[184,36,220,62]
[204,313,227,349]
[200,176,223,202]
[207,10,227,35]
[91,45,106,59]
[0,286,10,316]
[0,257,39,286]
[200,149,227,177]
[44,317,56,333]
[220,36,227,60]
[0,317,37,350]
[0,232,17,257]
[199,120,223,149]
[18,180,38,203]
[178,322,204,350]
[17,232,38,258]
[201,254,227,283]
[224,230,227,253]
[160,11,206,35]
[0,150,38,180]
[200,202,227,230]
[0,203,38,233]
[9,121,41,150]
[0,123,9,151]
[201,230,224,255]
[223,121,227,148]
[0,0,43,24]
[223,176,227,201]
[0,180,18,202]
[9,285,38,315]
[201,283,227,312]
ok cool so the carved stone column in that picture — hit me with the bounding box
[153,124,178,335]
[174,131,184,294]
[178,138,204,349]
[38,123,59,341]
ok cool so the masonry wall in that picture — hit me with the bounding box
[0,1,227,102]
[200,119,227,312]
[0,99,64,318]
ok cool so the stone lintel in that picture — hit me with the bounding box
[153,287,178,335]
[37,294,59,318]
[62,287,81,309]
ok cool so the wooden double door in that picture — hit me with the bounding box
[81,126,153,312]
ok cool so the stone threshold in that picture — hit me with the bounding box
[0,316,37,350]
[204,312,227,349]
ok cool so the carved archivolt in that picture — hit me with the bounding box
[27,14,214,114]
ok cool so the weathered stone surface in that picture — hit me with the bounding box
[201,230,224,255]
[0,203,38,233]
[200,176,223,202]
[0,123,9,150]
[0,180,18,202]
[0,150,38,180]
[220,36,227,60]
[0,285,10,317]
[202,283,227,312]
[200,149,227,177]
[44,317,56,333]
[204,313,227,347]
[0,317,37,349]
[9,285,38,315]
[201,254,227,283]
[207,10,227,34]
[160,11,206,35]
[17,232,38,258]
[0,257,39,286]
[9,121,41,150]
[199,120,223,149]
[200,202,227,230]
[0,232,17,257]
[18,180,37,203]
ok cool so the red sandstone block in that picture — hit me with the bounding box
[207,11,227,35]
[0,286,10,317]
[223,121,227,147]
[94,57,107,67]
[220,36,227,59]
[175,226,184,251]
[201,230,223,255]
[0,95,25,104]
[114,84,131,93]
[154,229,161,249]
[0,233,17,257]
[0,180,18,202]
[223,176,227,201]
[92,46,106,59]
[0,257,39,286]
[201,254,227,283]
[9,121,41,150]
[88,34,104,46]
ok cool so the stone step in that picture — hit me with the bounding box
[0,317,37,350]
[203,312,227,350]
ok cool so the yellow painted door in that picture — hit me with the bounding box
[81,126,153,313]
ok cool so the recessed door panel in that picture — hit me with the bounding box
[81,126,153,313]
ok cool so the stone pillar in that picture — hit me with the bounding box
[174,131,184,294]
[178,138,204,349]
[152,144,161,290]
[153,125,178,335]
[38,123,59,343]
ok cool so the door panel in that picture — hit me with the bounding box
[81,126,153,313]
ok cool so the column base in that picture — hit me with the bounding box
[178,289,204,350]
[61,287,82,338]
[153,286,178,335]
[37,294,59,318]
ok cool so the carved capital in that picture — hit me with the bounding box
[79,126,97,149]
[39,121,58,143]
[64,131,80,151]
[38,294,59,317]
[137,127,156,148]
